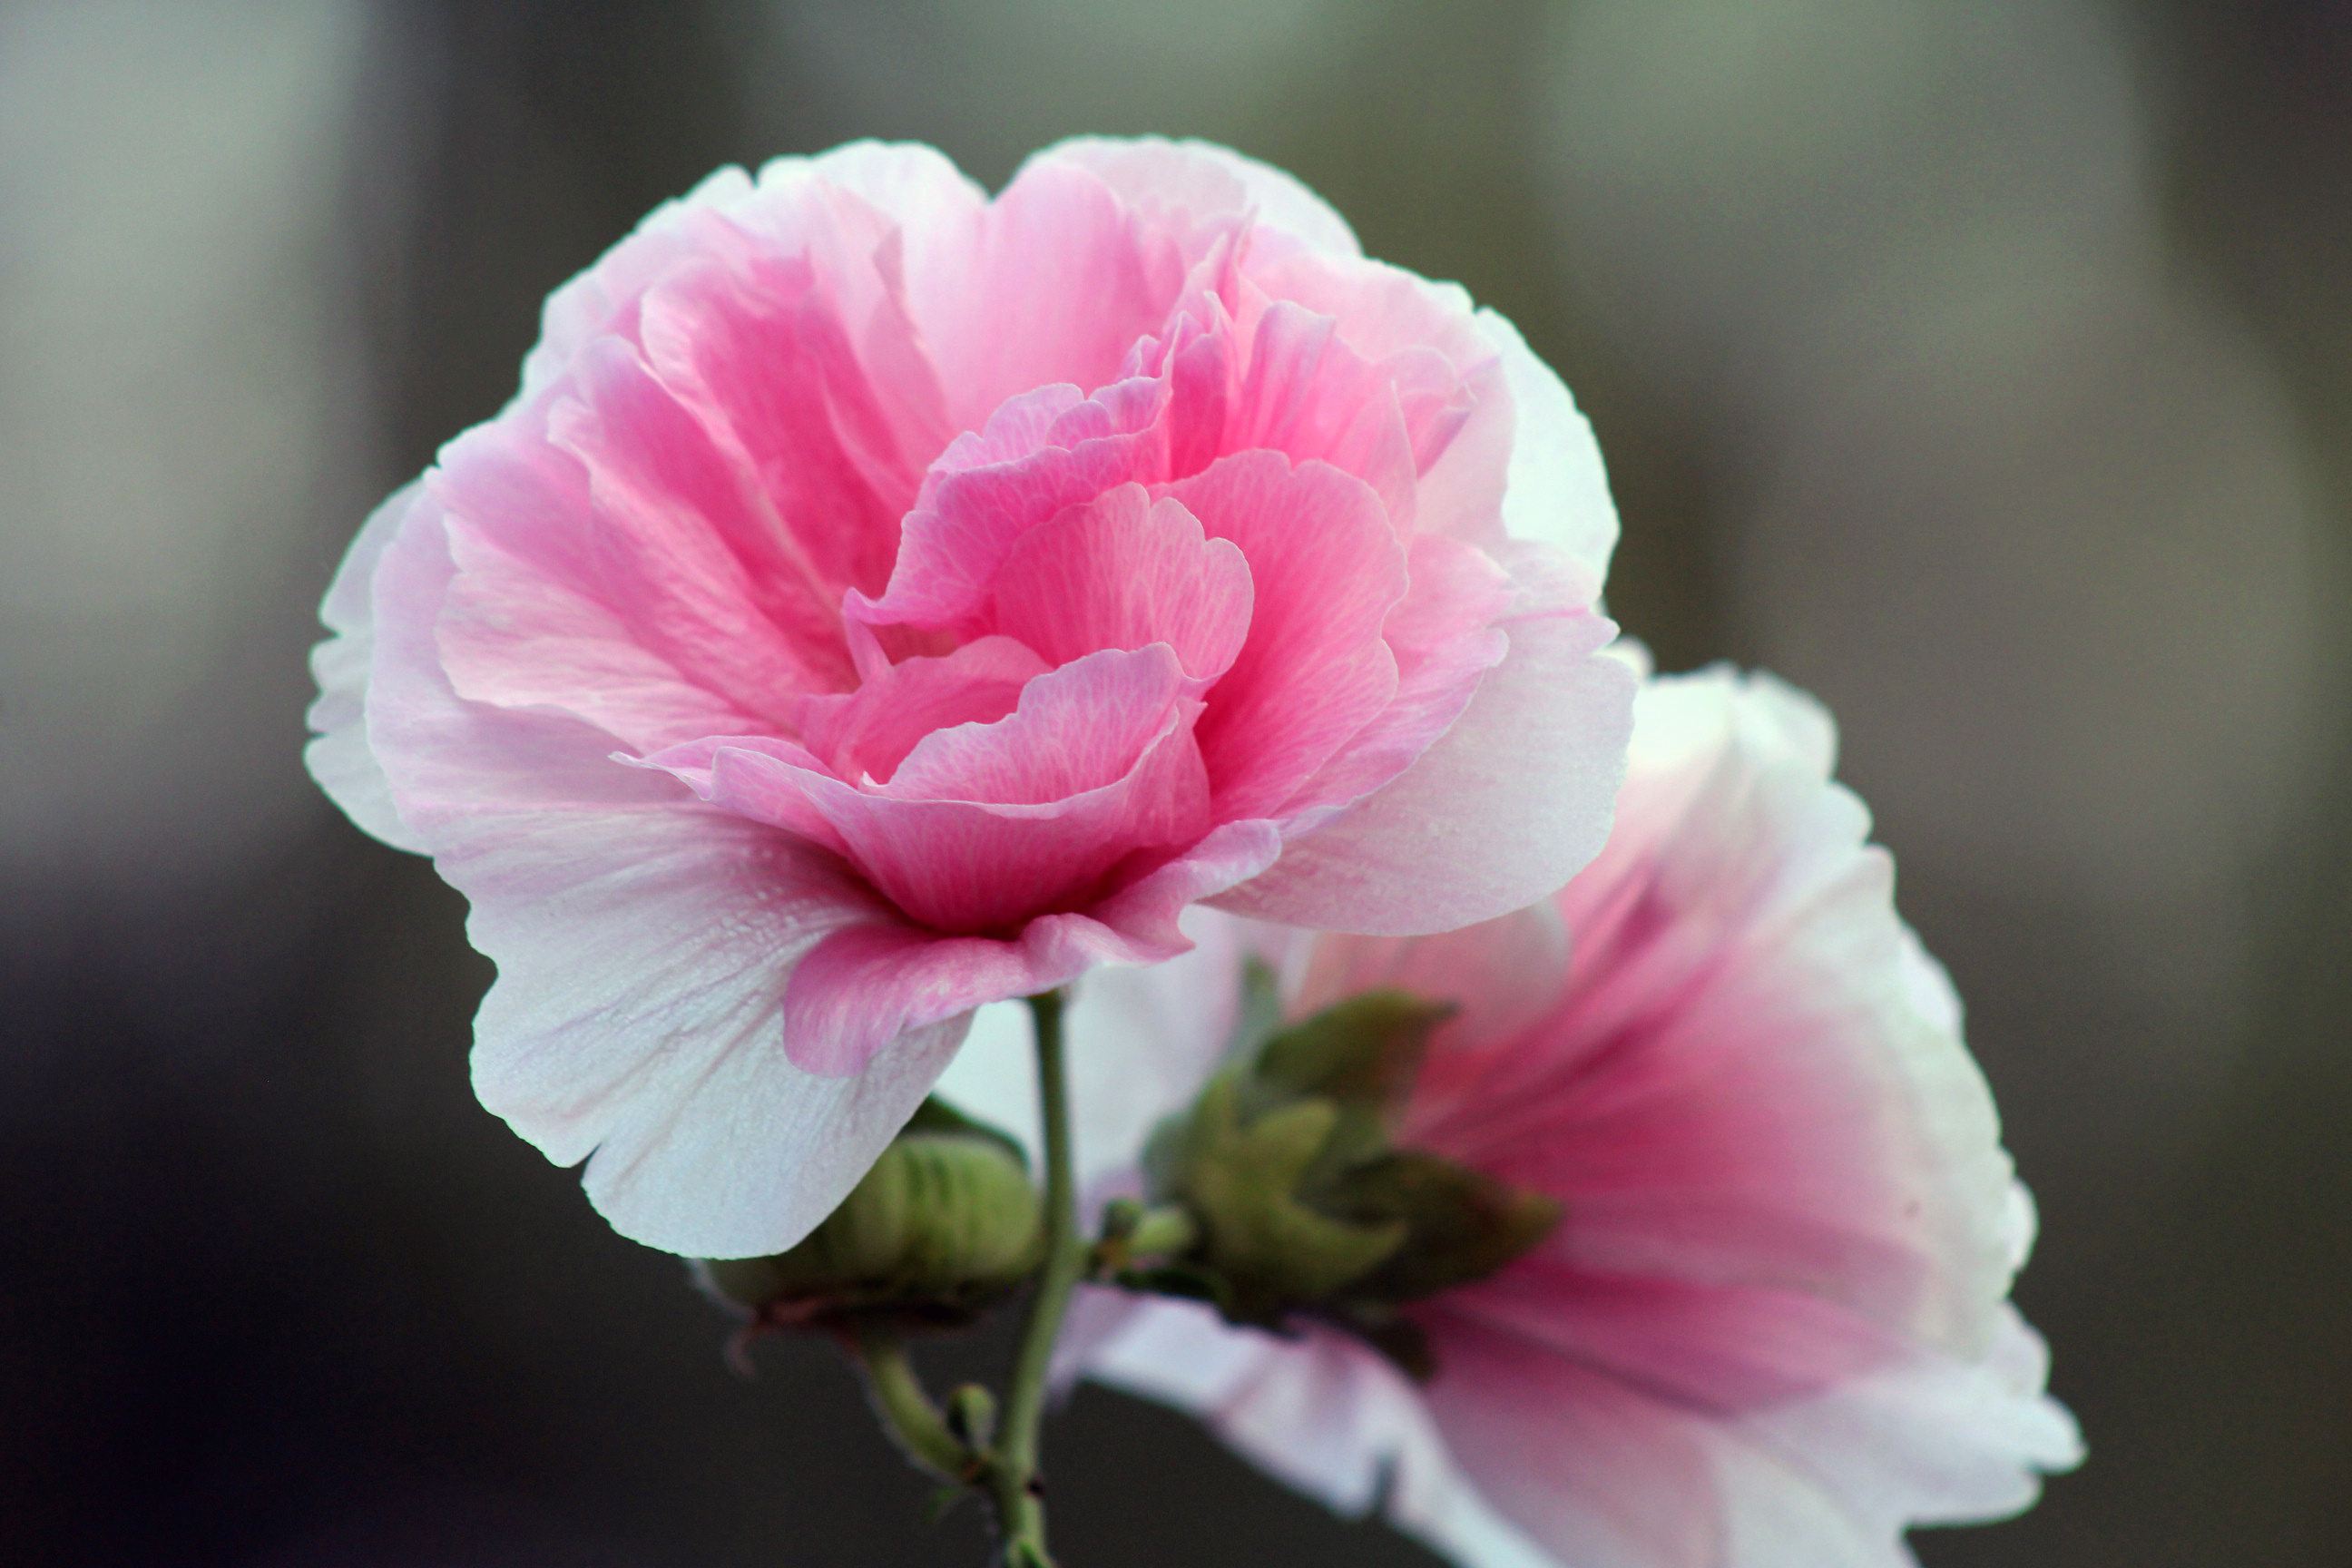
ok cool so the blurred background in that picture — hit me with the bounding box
[3,0,2347,1563]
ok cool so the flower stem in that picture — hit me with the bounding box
[850,1326,975,1483]
[991,988,1080,1565]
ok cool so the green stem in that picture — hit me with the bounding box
[992,989,1081,1566]
[851,1327,974,1483]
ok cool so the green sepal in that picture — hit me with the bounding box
[1152,1072,1408,1319]
[1323,1151,1565,1306]
[1248,989,1455,1113]
[1126,984,1563,1378]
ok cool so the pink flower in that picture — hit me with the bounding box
[306,139,1633,1257]
[943,666,2079,1567]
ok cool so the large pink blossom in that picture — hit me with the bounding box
[943,666,2079,1567]
[306,139,1632,1257]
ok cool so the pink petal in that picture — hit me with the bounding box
[1167,452,1407,819]
[887,644,1195,804]
[356,505,941,1259]
[1220,296,1469,528]
[795,635,1049,783]
[1218,607,1634,935]
[852,377,1174,632]
[987,485,1254,684]
[654,649,1214,935]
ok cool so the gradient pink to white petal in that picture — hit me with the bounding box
[940,667,2081,1568]
[304,138,1635,1258]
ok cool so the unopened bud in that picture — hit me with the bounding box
[700,1100,1044,1331]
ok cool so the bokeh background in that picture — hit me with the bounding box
[4,1,2347,1563]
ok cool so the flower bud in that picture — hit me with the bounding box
[700,1101,1044,1331]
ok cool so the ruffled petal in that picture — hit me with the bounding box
[987,486,1253,686]
[1028,135,1362,258]
[1168,452,1406,819]
[905,159,1200,433]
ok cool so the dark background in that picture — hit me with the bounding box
[3,1,2347,1563]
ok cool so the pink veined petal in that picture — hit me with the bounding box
[524,140,987,405]
[353,504,941,1259]
[431,340,858,749]
[1217,606,1634,936]
[795,635,1050,783]
[1165,451,1406,819]
[1247,243,1495,379]
[635,251,932,612]
[853,377,1175,632]
[987,486,1254,685]
[1219,295,1473,529]
[782,818,1282,1075]
[306,481,430,853]
[546,337,863,697]
[627,733,845,850]
[1027,136,1363,258]
[437,505,767,753]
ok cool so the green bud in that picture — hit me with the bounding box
[701,1099,1044,1331]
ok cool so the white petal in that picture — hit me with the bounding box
[1028,135,1362,255]
[1481,307,1621,584]
[303,480,430,853]
[454,806,962,1259]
